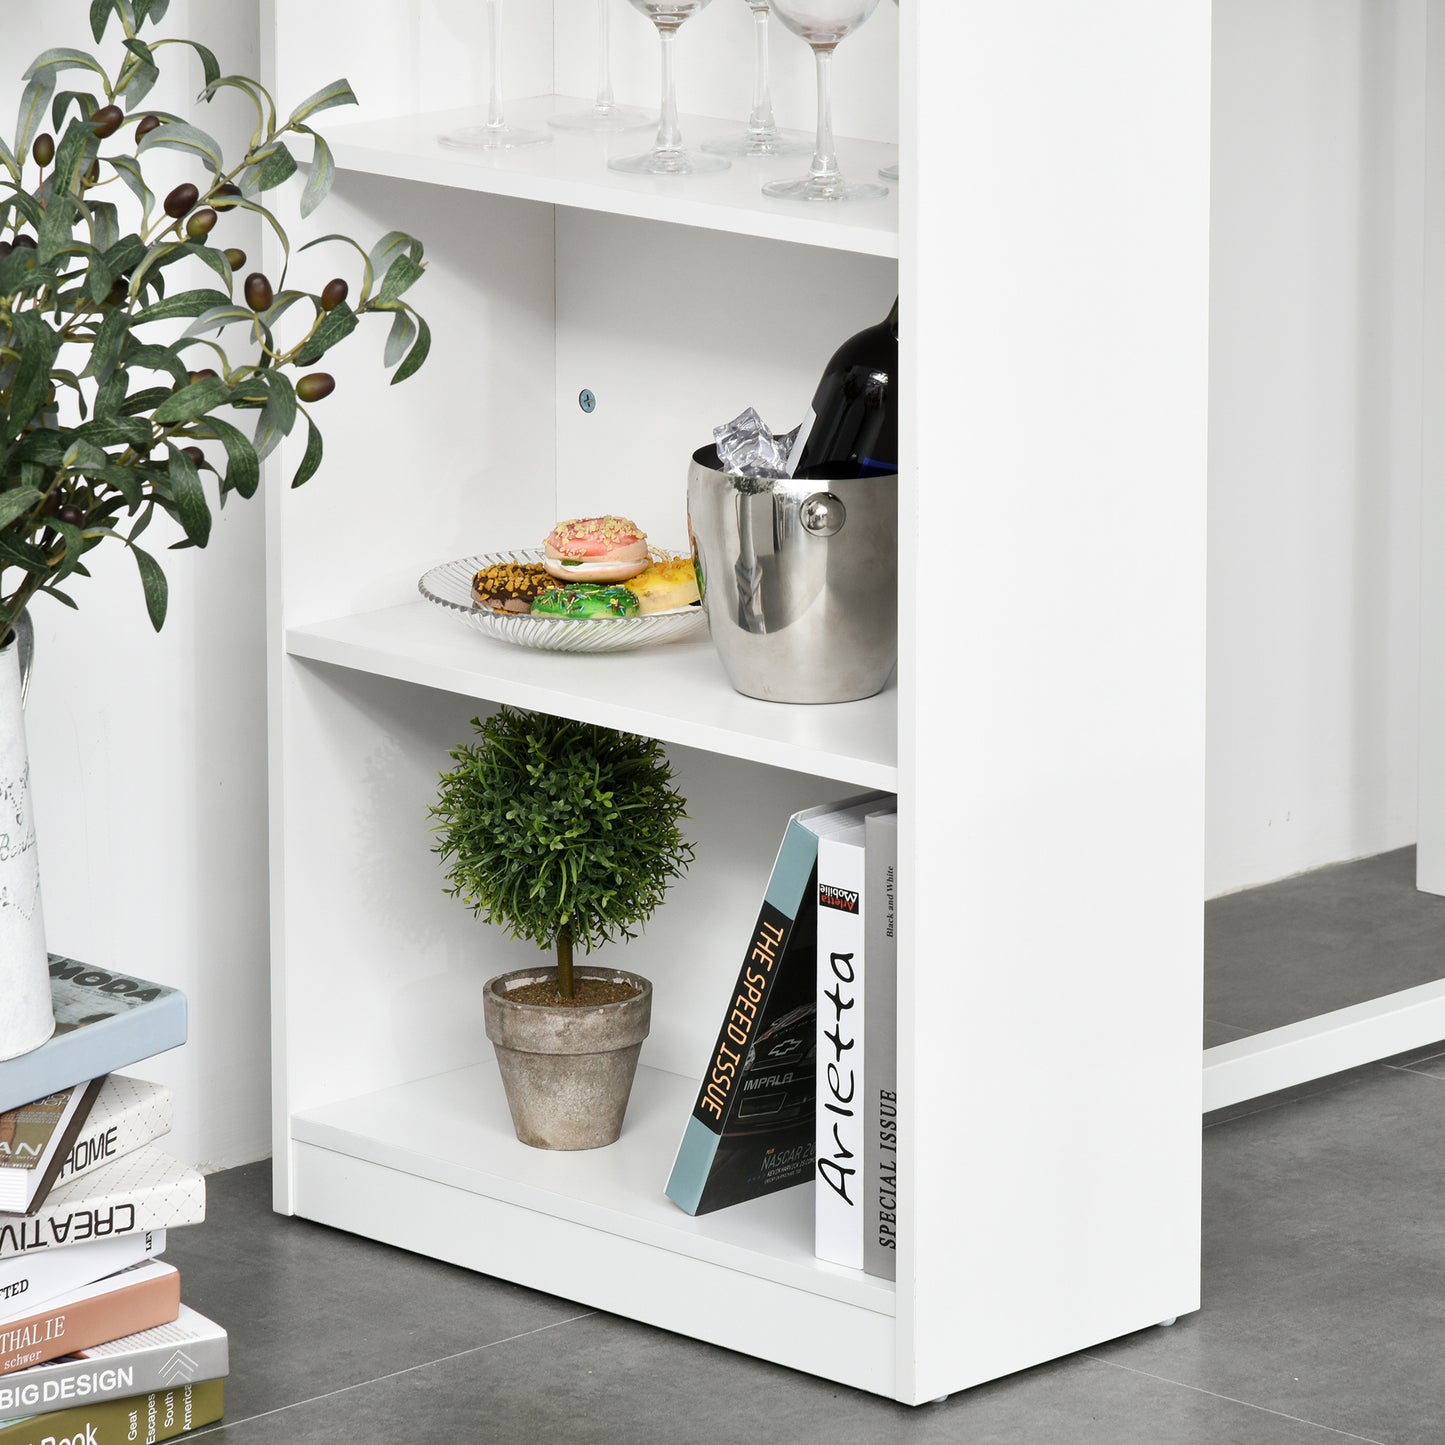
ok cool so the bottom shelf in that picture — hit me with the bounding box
[287,1059,898,1396]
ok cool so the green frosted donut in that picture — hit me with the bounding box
[532,583,640,619]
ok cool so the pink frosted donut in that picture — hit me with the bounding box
[542,515,650,582]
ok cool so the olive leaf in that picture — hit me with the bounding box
[0,10,428,646]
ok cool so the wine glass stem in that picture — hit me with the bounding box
[487,0,506,130]
[748,4,776,137]
[656,24,682,153]
[810,44,839,182]
[595,0,615,110]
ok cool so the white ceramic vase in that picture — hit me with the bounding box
[0,620,55,1060]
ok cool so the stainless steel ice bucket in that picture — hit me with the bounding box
[686,446,898,704]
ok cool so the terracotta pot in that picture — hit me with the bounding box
[0,618,55,1061]
[483,966,652,1150]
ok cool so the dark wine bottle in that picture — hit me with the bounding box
[789,295,898,480]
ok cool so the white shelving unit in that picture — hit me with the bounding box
[264,1,1212,1404]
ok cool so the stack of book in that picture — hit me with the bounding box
[665,793,901,1282]
[0,959,228,1443]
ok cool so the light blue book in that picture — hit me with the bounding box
[0,960,187,1114]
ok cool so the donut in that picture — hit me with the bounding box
[543,516,650,582]
[624,557,700,614]
[471,561,557,614]
[531,582,641,619]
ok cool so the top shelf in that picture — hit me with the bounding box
[322,97,900,259]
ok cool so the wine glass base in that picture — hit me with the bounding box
[608,147,730,177]
[439,123,553,151]
[762,173,889,203]
[701,128,813,158]
[879,162,900,181]
[549,104,656,133]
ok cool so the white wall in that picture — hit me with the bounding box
[9,1,270,1170]
[1207,0,1425,897]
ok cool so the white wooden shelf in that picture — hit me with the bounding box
[289,1059,896,1395]
[291,1058,895,1314]
[321,97,899,259]
[285,601,899,789]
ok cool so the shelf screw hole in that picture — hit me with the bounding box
[579,389,596,414]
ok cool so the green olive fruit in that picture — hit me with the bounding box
[105,277,128,305]
[91,105,124,139]
[11,234,36,251]
[296,372,336,403]
[186,368,220,385]
[224,248,247,272]
[136,114,161,139]
[320,278,349,312]
[58,505,84,527]
[212,182,243,210]
[31,133,54,167]
[41,492,62,517]
[83,159,100,185]
[243,272,273,311]
[163,182,200,218]
[182,446,205,466]
[185,207,218,239]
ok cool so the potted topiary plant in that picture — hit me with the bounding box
[0,0,429,1058]
[431,706,695,1150]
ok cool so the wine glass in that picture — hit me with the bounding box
[550,0,655,132]
[610,0,730,176]
[440,0,552,151]
[701,1,811,158]
[879,0,898,179]
[763,0,886,203]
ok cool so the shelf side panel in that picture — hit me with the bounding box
[898,0,1211,1403]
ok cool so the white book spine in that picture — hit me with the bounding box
[54,1077,172,1190]
[0,1232,166,1319]
[863,809,899,1280]
[815,829,867,1270]
[0,1304,228,1419]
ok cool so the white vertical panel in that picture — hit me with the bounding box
[901,0,1210,1403]
[15,0,270,1173]
[270,0,554,127]
[553,210,896,544]
[1419,1,1445,895]
[1208,0,1425,897]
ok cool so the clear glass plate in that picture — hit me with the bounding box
[418,549,707,654]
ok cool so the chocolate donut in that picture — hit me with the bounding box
[471,561,557,614]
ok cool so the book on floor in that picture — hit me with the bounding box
[862,805,899,1280]
[0,1261,179,1377]
[0,963,186,1116]
[0,1233,167,1320]
[0,1080,104,1216]
[0,1148,204,1262]
[665,791,888,1217]
[0,1377,223,1442]
[52,1076,173,1197]
[0,1303,227,1420]
[804,798,900,1270]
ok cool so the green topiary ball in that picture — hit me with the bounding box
[431,707,694,955]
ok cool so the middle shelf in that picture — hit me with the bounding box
[286,601,898,788]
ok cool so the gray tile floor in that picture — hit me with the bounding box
[163,849,1445,1444]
